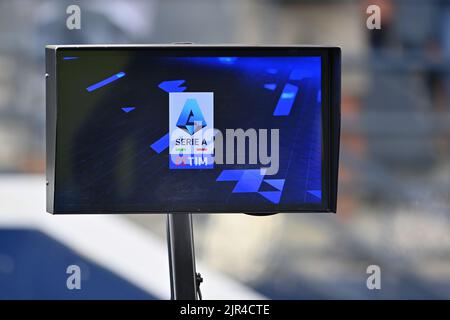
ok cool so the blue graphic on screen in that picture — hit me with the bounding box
[176,99,207,135]
[86,71,125,92]
[55,53,322,212]
[158,80,187,93]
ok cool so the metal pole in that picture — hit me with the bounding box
[166,213,198,300]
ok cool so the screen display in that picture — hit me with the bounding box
[50,47,330,213]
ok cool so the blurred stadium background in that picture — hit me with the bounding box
[0,0,449,299]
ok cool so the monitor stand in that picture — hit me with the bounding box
[166,213,201,300]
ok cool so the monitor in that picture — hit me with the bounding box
[46,45,340,214]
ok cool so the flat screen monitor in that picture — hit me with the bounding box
[46,45,340,214]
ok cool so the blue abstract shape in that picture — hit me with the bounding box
[281,92,296,99]
[259,191,282,204]
[233,170,265,193]
[176,99,207,135]
[63,56,78,60]
[218,57,237,64]
[263,179,285,191]
[86,72,125,92]
[216,170,245,181]
[317,90,321,103]
[289,68,304,80]
[216,169,264,193]
[307,190,322,199]
[266,68,278,74]
[273,83,298,116]
[150,133,169,154]
[158,80,187,93]
[264,83,277,91]
[121,107,135,113]
[218,170,286,203]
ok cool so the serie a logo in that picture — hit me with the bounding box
[169,92,214,170]
[176,98,207,135]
